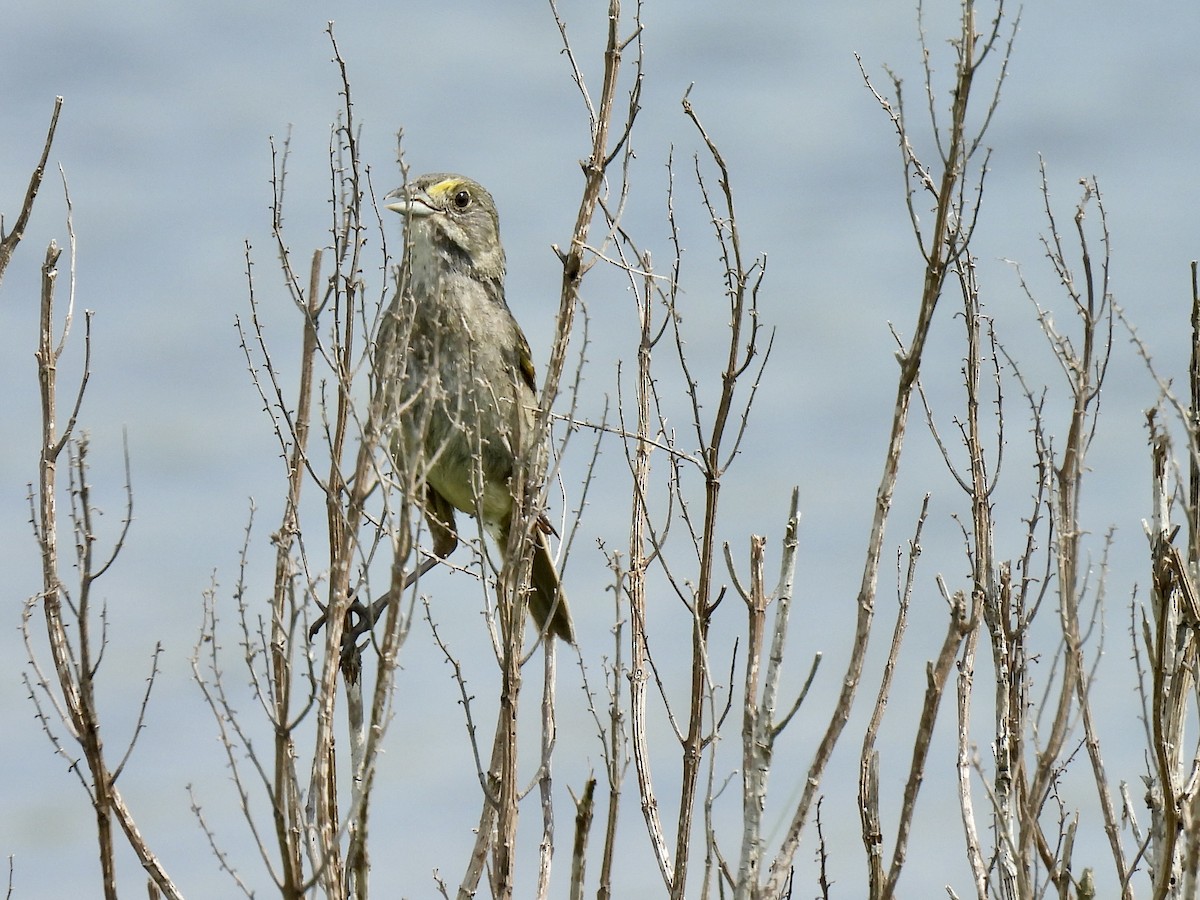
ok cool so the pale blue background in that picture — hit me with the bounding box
[2,1,1198,896]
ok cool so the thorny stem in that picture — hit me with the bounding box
[630,253,673,885]
[34,231,181,898]
[765,4,993,895]
[670,91,762,900]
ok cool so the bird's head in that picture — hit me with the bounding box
[385,173,505,279]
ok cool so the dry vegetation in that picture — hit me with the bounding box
[9,2,1200,898]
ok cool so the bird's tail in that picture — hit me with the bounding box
[529,532,575,644]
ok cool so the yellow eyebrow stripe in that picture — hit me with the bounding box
[429,178,463,198]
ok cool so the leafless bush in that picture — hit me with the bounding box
[14,2,1200,899]
[17,98,183,900]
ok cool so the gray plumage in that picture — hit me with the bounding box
[380,173,574,644]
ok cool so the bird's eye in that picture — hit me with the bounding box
[453,189,471,209]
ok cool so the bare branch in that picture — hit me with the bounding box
[0,96,63,288]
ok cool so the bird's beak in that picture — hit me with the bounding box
[383,185,436,217]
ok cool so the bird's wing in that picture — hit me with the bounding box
[516,329,538,395]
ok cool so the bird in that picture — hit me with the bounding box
[377,172,574,644]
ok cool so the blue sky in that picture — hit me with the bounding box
[2,1,1199,896]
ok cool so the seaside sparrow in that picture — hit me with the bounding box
[379,173,574,643]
